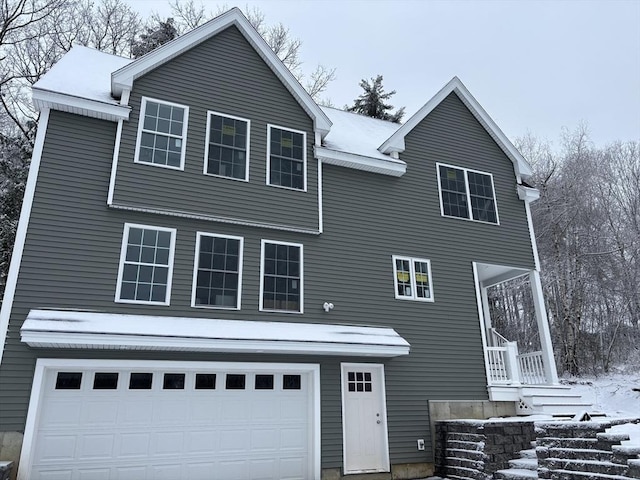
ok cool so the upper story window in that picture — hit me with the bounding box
[116,224,176,305]
[392,256,434,302]
[267,125,306,191]
[260,240,303,313]
[204,112,250,181]
[437,163,499,224]
[192,233,243,309]
[135,97,189,170]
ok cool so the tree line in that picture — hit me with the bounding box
[1,0,637,376]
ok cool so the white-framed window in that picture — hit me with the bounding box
[115,223,176,305]
[436,163,499,224]
[191,232,244,309]
[204,111,250,181]
[267,124,306,191]
[134,97,189,170]
[392,255,434,302]
[260,240,303,313]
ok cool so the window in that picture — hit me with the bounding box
[55,372,82,390]
[260,240,303,313]
[226,374,245,390]
[392,256,434,302]
[192,233,243,309]
[437,163,499,224]
[93,373,118,390]
[267,125,306,191]
[204,112,250,180]
[129,373,153,390]
[135,97,188,169]
[116,224,176,305]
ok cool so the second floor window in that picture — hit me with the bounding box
[204,112,250,181]
[437,163,499,224]
[260,240,303,313]
[192,233,243,309]
[392,256,434,302]
[267,125,306,191]
[135,97,188,170]
[116,224,176,305]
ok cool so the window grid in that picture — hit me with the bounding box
[137,99,187,169]
[438,163,499,224]
[393,255,434,302]
[268,126,305,190]
[193,233,243,309]
[261,241,302,313]
[347,371,372,393]
[117,224,175,305]
[205,112,249,180]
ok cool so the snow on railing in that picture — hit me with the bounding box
[518,351,546,384]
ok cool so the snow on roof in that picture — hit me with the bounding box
[21,309,410,357]
[33,45,132,105]
[320,106,401,162]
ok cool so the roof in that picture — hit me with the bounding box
[21,309,411,357]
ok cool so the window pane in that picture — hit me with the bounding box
[395,258,412,297]
[129,373,152,389]
[283,374,301,390]
[206,114,248,179]
[269,128,304,190]
[195,236,241,307]
[163,373,185,389]
[55,372,82,390]
[93,373,118,390]
[262,243,301,312]
[255,374,274,390]
[195,373,216,389]
[226,374,245,390]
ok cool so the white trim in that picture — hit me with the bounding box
[472,262,493,388]
[266,124,307,192]
[391,255,435,302]
[106,118,123,206]
[18,359,322,480]
[378,76,532,180]
[523,200,541,271]
[111,8,330,137]
[259,239,304,314]
[190,232,244,310]
[436,162,501,225]
[108,202,321,235]
[133,96,189,171]
[114,223,177,305]
[0,109,50,366]
[31,89,130,122]
[20,310,411,357]
[340,363,390,474]
[315,146,406,177]
[318,159,324,233]
[203,110,251,182]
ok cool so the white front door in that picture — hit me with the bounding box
[341,363,390,473]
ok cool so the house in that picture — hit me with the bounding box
[0,8,579,480]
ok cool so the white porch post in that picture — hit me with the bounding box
[480,285,493,344]
[529,270,559,384]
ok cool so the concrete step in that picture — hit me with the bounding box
[494,467,538,479]
[541,458,628,476]
[520,448,537,459]
[545,447,613,462]
[539,468,631,479]
[509,457,537,471]
[529,402,595,415]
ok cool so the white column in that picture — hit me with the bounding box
[529,270,559,384]
[480,285,493,345]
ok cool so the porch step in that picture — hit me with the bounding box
[517,385,592,416]
[509,457,537,470]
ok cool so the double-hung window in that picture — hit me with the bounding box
[260,240,303,313]
[135,97,189,169]
[192,233,243,309]
[204,112,250,181]
[116,224,176,305]
[437,163,499,224]
[392,256,434,302]
[267,125,306,191]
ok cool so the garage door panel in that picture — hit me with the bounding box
[81,401,118,426]
[118,432,150,457]
[77,468,110,480]
[77,434,114,459]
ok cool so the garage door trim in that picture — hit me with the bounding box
[19,358,321,480]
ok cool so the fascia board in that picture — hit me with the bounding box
[32,88,130,122]
[111,8,331,135]
[379,76,533,179]
[315,146,406,177]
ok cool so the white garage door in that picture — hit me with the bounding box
[25,361,317,480]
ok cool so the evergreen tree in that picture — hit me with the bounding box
[131,18,179,58]
[347,75,405,123]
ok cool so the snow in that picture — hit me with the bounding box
[563,373,640,417]
[320,106,402,162]
[32,45,132,104]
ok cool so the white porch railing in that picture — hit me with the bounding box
[487,347,509,383]
[489,328,508,347]
[518,351,546,385]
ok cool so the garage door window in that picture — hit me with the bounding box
[283,374,301,390]
[55,372,82,389]
[255,374,274,389]
[129,372,153,389]
[226,374,246,389]
[195,373,216,389]
[163,373,185,389]
[93,373,118,389]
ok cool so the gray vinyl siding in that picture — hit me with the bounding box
[111,25,318,231]
[0,91,535,468]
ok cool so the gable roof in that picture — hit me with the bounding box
[111,7,331,137]
[378,77,533,179]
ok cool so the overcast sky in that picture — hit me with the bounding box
[127,0,640,148]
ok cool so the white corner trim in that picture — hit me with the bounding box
[378,76,532,179]
[318,159,323,234]
[107,202,321,235]
[315,146,406,177]
[17,359,47,480]
[32,89,129,122]
[0,109,50,366]
[472,262,493,388]
[523,200,541,271]
[106,119,123,206]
